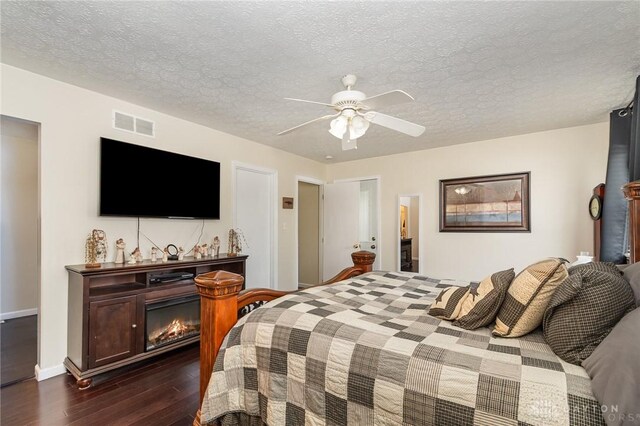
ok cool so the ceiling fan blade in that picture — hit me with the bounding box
[365,112,425,137]
[361,90,415,110]
[284,97,335,107]
[342,131,357,151]
[277,113,340,135]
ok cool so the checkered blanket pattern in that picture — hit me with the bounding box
[201,271,604,426]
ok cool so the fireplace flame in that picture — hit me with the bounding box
[166,319,188,337]
[147,317,200,350]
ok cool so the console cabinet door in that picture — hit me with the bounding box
[88,296,138,368]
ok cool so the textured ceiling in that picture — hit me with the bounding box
[1,1,639,163]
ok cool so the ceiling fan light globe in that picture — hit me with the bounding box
[329,116,348,139]
[349,116,370,139]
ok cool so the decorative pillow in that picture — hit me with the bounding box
[493,258,568,337]
[428,286,469,320]
[622,261,640,307]
[568,261,622,276]
[453,268,515,330]
[543,268,636,365]
[582,308,640,426]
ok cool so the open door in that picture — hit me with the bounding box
[322,182,360,280]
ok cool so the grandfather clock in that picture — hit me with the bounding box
[590,184,605,261]
[623,181,640,263]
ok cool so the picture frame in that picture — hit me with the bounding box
[439,172,530,232]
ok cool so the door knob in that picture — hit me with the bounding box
[353,243,360,249]
[132,324,137,329]
[370,245,376,249]
[372,237,376,241]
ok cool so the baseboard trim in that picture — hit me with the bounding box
[0,308,38,321]
[35,363,66,381]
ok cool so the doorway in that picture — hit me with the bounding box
[1,115,39,386]
[233,163,277,289]
[398,195,422,273]
[297,179,322,289]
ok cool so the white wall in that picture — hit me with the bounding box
[0,64,325,372]
[1,116,39,316]
[327,122,609,281]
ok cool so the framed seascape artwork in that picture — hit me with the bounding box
[439,172,530,232]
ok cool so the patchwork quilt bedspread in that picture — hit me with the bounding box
[201,271,604,426]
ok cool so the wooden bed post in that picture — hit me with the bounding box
[623,181,640,263]
[194,270,244,405]
[351,250,375,272]
[321,250,376,283]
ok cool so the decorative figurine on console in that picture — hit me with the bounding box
[178,246,185,260]
[85,229,107,268]
[194,245,202,259]
[127,250,137,264]
[227,228,247,257]
[151,247,158,262]
[212,236,221,257]
[114,238,126,264]
[130,247,142,264]
[201,243,209,258]
[162,247,169,263]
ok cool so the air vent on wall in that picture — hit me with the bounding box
[135,118,154,137]
[112,110,155,137]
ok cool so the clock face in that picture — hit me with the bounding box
[589,195,602,220]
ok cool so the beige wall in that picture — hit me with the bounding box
[298,182,320,285]
[1,116,39,316]
[327,122,609,281]
[0,63,611,377]
[1,64,325,372]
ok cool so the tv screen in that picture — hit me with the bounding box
[100,138,220,219]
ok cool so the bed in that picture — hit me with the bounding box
[191,182,640,426]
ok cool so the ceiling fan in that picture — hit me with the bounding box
[277,74,425,151]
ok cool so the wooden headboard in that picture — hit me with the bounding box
[623,181,640,262]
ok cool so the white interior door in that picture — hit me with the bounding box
[322,182,360,280]
[234,165,276,289]
[358,179,379,265]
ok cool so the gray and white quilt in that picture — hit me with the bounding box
[201,271,604,426]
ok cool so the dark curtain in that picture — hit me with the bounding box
[628,75,640,181]
[600,75,639,263]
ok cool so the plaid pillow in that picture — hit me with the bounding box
[428,286,469,320]
[568,261,622,276]
[453,268,515,330]
[543,269,636,365]
[493,258,568,337]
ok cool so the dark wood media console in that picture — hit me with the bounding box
[64,254,248,389]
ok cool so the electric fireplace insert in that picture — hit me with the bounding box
[145,295,200,351]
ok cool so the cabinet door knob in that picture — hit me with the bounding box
[132,324,137,328]
[370,245,376,249]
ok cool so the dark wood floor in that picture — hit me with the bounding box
[0,343,200,426]
[1,315,38,386]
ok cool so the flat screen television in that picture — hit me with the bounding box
[100,138,220,219]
